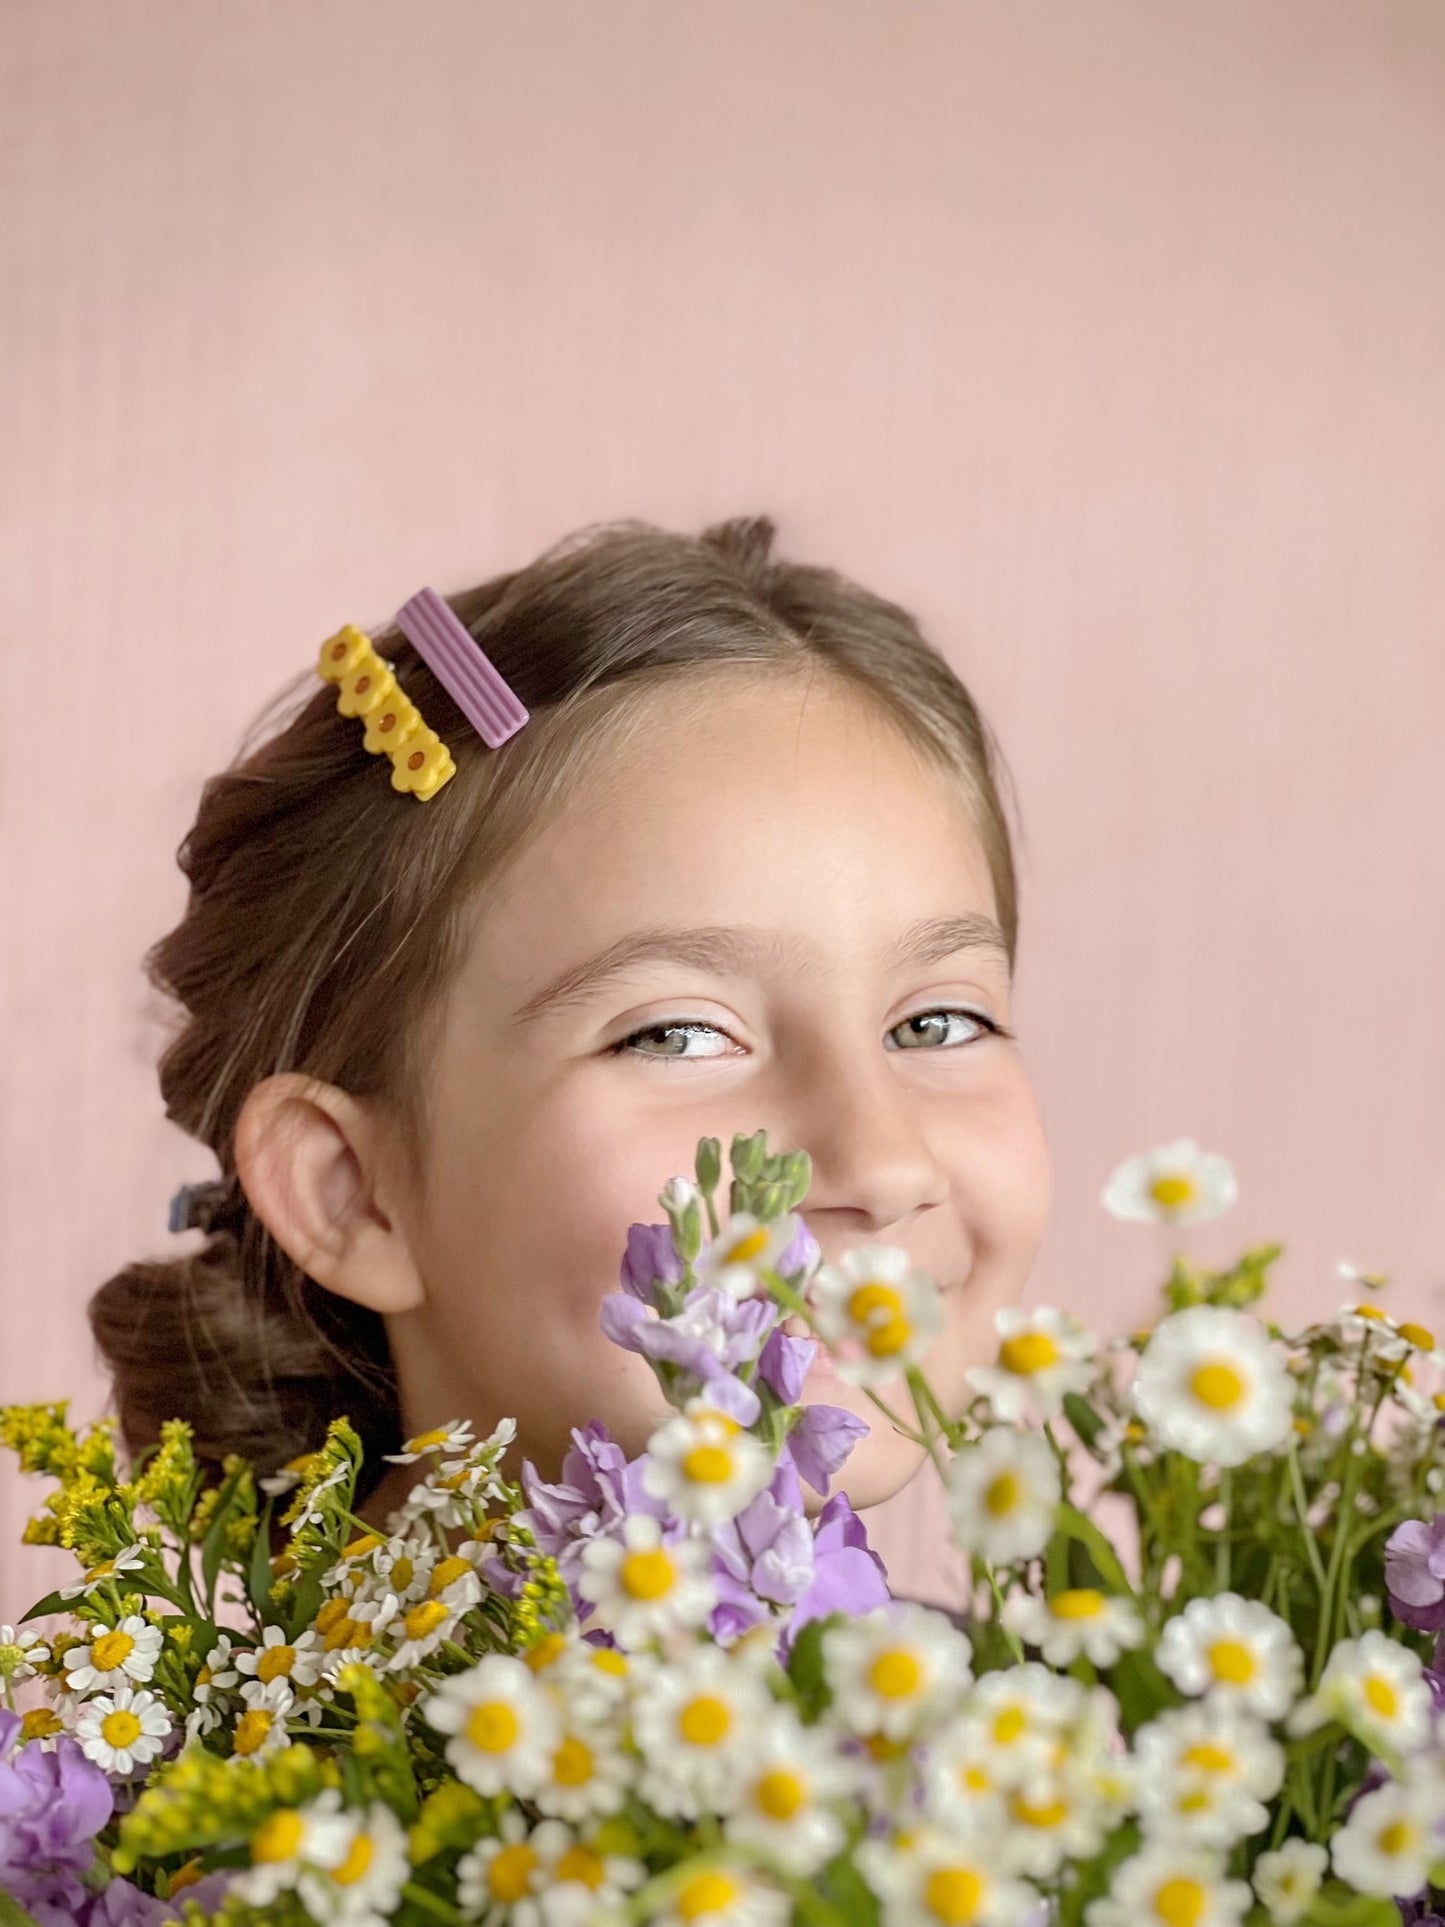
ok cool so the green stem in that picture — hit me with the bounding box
[401,1882,463,1921]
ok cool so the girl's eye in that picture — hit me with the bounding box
[609,1007,1013,1063]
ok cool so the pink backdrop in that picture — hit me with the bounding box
[3,0,1443,1617]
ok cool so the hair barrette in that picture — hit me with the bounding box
[316,586,529,801]
[167,1177,243,1236]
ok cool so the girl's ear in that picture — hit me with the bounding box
[232,1072,426,1315]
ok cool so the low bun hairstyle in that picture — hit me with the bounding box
[90,514,1022,1495]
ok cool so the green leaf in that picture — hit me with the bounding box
[1054,1503,1134,1597]
[247,1500,276,1616]
[1062,1392,1107,1451]
[0,1893,44,1927]
[785,1612,841,1723]
[19,1588,71,1624]
[1299,1882,1409,1927]
[199,1465,247,1607]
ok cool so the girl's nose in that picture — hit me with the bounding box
[766,1044,950,1238]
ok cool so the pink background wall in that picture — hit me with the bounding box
[3,0,1443,1617]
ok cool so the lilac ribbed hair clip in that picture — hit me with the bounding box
[394,586,530,749]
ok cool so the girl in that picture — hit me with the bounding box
[90,514,1053,1532]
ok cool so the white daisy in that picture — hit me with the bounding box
[966,1307,1098,1423]
[932,1663,1090,1810]
[649,1862,793,1927]
[1131,1306,1294,1466]
[1133,1703,1284,1844]
[822,1601,974,1742]
[421,1542,487,1612]
[74,1683,172,1775]
[1251,1839,1328,1925]
[458,1810,646,1925]
[1288,1630,1435,1756]
[64,1614,164,1694]
[1154,1594,1304,1720]
[807,1245,946,1384]
[531,1704,634,1824]
[1101,1138,1238,1226]
[0,1624,50,1686]
[1331,1776,1443,1898]
[858,1823,1041,1927]
[631,1642,776,1819]
[1003,1759,1124,1880]
[695,1211,802,1301]
[946,1429,1061,1566]
[723,1705,862,1876]
[642,1399,774,1527]
[296,1800,410,1924]
[422,1652,563,1800]
[523,1631,633,1726]
[1085,1842,1252,1927]
[231,1677,296,1759]
[383,1598,460,1671]
[185,1633,241,1739]
[401,1455,511,1530]
[235,1623,325,1691]
[385,1418,478,1463]
[577,1514,716,1650]
[231,1788,358,1907]
[58,1544,147,1600]
[1000,1587,1145,1669]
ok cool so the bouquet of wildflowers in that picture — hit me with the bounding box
[5,1130,1445,1927]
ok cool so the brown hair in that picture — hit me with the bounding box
[90,514,1023,1491]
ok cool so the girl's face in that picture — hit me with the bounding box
[383,669,1052,1512]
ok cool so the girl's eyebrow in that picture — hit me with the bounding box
[507,912,1009,1029]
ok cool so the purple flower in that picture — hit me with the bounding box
[711,1459,818,1641]
[778,1218,822,1283]
[787,1491,891,1645]
[1386,1514,1445,1632]
[619,1222,686,1305]
[512,1421,670,1596]
[598,1284,774,1425]
[758,1327,815,1403]
[783,1402,870,1497]
[0,1718,113,1919]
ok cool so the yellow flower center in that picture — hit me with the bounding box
[466,1701,520,1753]
[315,1597,351,1636]
[679,1694,732,1746]
[1364,1674,1400,1720]
[869,1649,922,1698]
[1154,1877,1207,1927]
[332,1832,375,1887]
[592,1647,629,1675]
[100,1708,142,1750]
[323,1616,371,1653]
[621,1548,676,1600]
[1208,1639,1257,1684]
[682,1444,736,1484]
[1353,1303,1388,1321]
[20,1709,61,1742]
[983,1472,1021,1517]
[961,1763,992,1793]
[251,1809,304,1864]
[999,1331,1059,1376]
[849,1282,904,1331]
[233,1709,274,1756]
[429,1556,472,1596]
[756,1767,806,1818]
[390,1556,415,1591]
[256,1645,296,1683]
[1050,1588,1104,1620]
[0,1643,25,1672]
[923,1866,985,1923]
[678,1871,740,1919]
[865,1732,908,1761]
[1189,1361,1246,1411]
[553,1735,594,1786]
[195,1665,213,1688]
[1011,1794,1068,1829]
[555,1844,604,1889]
[488,1843,539,1901]
[342,1532,383,1561]
[1148,1174,1196,1210]
[1379,1819,1417,1856]
[993,1705,1026,1744]
[727,1227,770,1265]
[403,1601,450,1643]
[405,1427,453,1453]
[1399,1323,1436,1349]
[525,1632,568,1671]
[1182,1741,1235,1776]
[90,1630,136,1673]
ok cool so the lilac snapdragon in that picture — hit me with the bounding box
[1386,1513,1445,1634]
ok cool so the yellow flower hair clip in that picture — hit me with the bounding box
[316,588,529,802]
